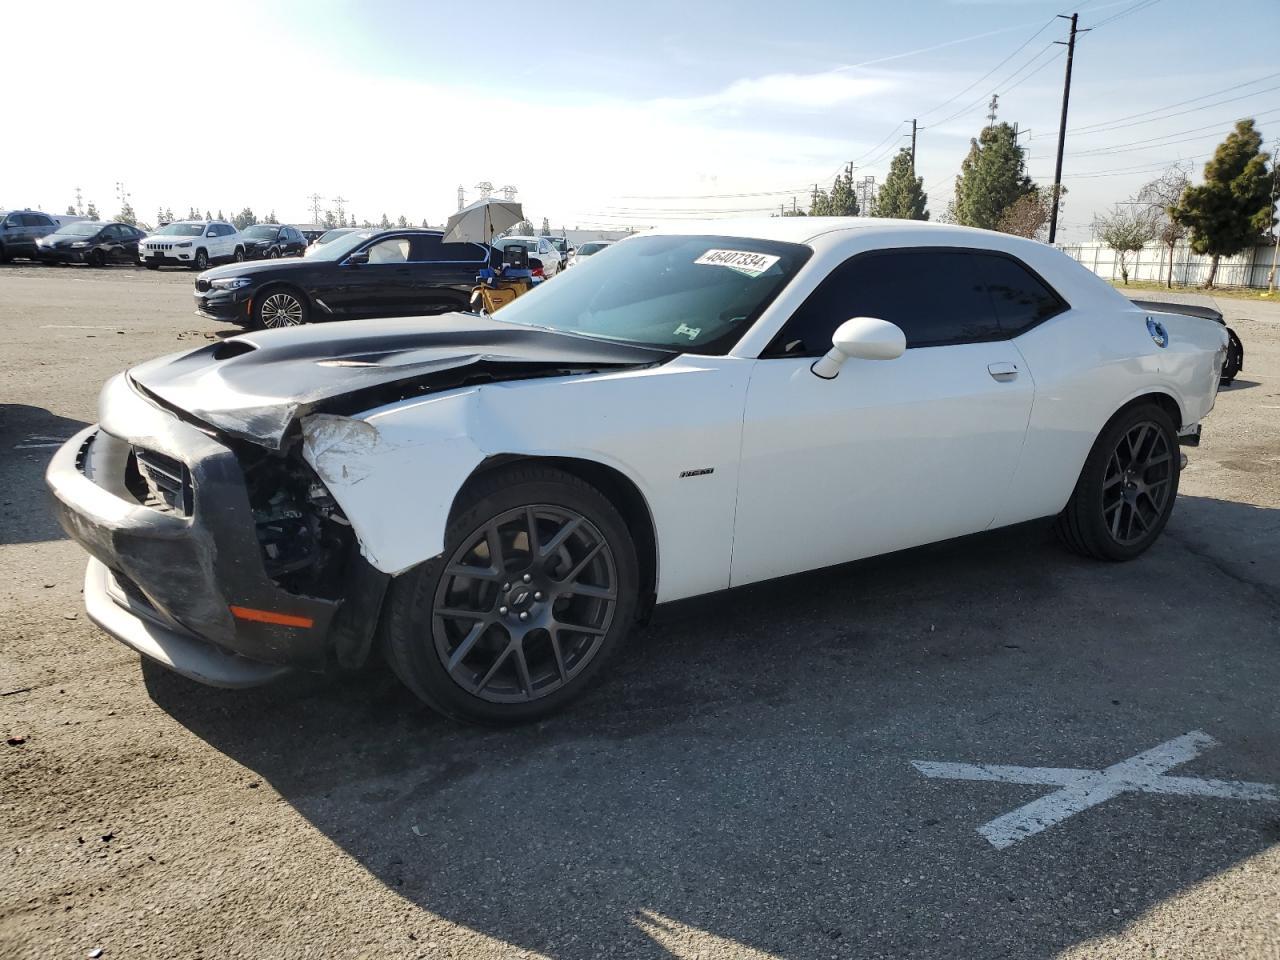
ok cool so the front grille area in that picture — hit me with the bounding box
[145,241,176,251]
[126,447,193,516]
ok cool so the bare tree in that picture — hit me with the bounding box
[1093,204,1159,284]
[996,185,1065,240]
[1136,165,1191,288]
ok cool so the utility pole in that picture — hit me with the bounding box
[1048,12,1085,246]
[456,185,466,211]
[907,119,918,174]
[74,186,84,216]
[1267,138,1279,293]
[307,193,323,223]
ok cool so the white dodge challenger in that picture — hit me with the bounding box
[47,218,1228,723]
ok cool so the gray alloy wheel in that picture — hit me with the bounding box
[258,291,305,328]
[432,504,619,704]
[268,247,280,259]
[234,248,245,263]
[1101,420,1174,546]
[1054,402,1179,560]
[194,249,208,270]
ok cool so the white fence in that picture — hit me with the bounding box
[1059,240,1278,289]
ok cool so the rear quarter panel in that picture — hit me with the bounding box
[996,304,1226,526]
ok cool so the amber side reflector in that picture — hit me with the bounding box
[230,605,314,628]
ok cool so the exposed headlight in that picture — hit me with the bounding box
[209,277,252,290]
[177,241,193,248]
[70,241,89,248]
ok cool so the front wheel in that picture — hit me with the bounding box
[253,287,308,328]
[234,247,245,263]
[1054,402,1180,560]
[384,465,640,724]
[87,249,106,268]
[193,249,209,271]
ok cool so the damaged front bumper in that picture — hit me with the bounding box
[45,376,361,687]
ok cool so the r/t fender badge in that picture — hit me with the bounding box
[1147,318,1168,348]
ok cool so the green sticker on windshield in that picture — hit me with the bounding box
[694,249,780,278]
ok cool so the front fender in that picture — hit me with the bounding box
[301,390,488,575]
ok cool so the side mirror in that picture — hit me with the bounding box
[811,317,906,379]
[346,251,370,266]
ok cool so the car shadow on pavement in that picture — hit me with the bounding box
[143,496,1280,959]
[0,404,88,545]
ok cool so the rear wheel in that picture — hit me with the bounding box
[253,287,307,328]
[384,465,639,724]
[1054,402,1180,560]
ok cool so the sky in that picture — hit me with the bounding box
[5,0,1278,242]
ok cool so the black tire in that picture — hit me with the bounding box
[251,286,308,329]
[384,464,640,724]
[1220,328,1243,384]
[87,249,106,268]
[145,262,160,270]
[234,247,245,263]
[268,247,280,259]
[0,243,8,264]
[1054,402,1180,561]
[193,249,209,271]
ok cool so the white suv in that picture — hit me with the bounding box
[139,221,243,271]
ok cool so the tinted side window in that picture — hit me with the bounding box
[22,213,51,226]
[408,234,444,261]
[770,250,1000,355]
[975,253,1067,336]
[439,241,487,263]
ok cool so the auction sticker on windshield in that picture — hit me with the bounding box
[694,249,781,278]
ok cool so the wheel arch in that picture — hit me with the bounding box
[458,454,660,620]
[1112,388,1184,430]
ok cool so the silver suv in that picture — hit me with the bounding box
[0,209,60,262]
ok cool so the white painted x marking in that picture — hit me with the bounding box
[912,731,1278,849]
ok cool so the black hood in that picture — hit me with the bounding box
[127,313,673,449]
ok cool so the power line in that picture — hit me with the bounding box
[1090,0,1164,29]
[919,17,1059,121]
[1035,71,1280,138]
[1065,107,1280,156]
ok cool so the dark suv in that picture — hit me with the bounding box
[241,223,308,260]
[193,228,492,329]
[0,209,59,262]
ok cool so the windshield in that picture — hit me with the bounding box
[578,242,607,255]
[156,223,205,237]
[57,222,103,236]
[308,230,375,261]
[315,229,353,244]
[243,224,279,239]
[493,234,809,353]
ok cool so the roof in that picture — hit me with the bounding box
[638,216,1028,246]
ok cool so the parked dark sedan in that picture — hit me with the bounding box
[36,221,146,266]
[193,229,491,329]
[240,223,308,260]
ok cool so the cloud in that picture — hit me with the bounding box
[661,70,894,115]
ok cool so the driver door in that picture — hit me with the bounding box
[730,248,1035,587]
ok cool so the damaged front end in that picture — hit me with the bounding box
[46,372,388,687]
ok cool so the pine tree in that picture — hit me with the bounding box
[397,215,408,228]
[953,122,1034,230]
[164,207,175,223]
[85,201,99,219]
[1171,119,1275,288]
[809,185,831,216]
[117,203,137,226]
[875,149,929,220]
[205,210,212,221]
[267,210,278,224]
[541,216,551,235]
[65,204,77,216]
[827,169,860,216]
[379,213,392,229]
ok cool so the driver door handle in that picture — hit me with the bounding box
[988,361,1019,382]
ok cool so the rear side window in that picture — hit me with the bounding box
[22,213,53,226]
[408,234,442,261]
[974,253,1067,336]
[439,241,487,263]
[770,249,1001,355]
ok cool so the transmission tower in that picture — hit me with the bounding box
[474,181,494,200]
[74,186,84,216]
[331,195,347,222]
[499,184,519,201]
[457,185,466,211]
[307,193,323,223]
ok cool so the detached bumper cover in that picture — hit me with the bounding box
[194,286,252,322]
[45,376,341,684]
